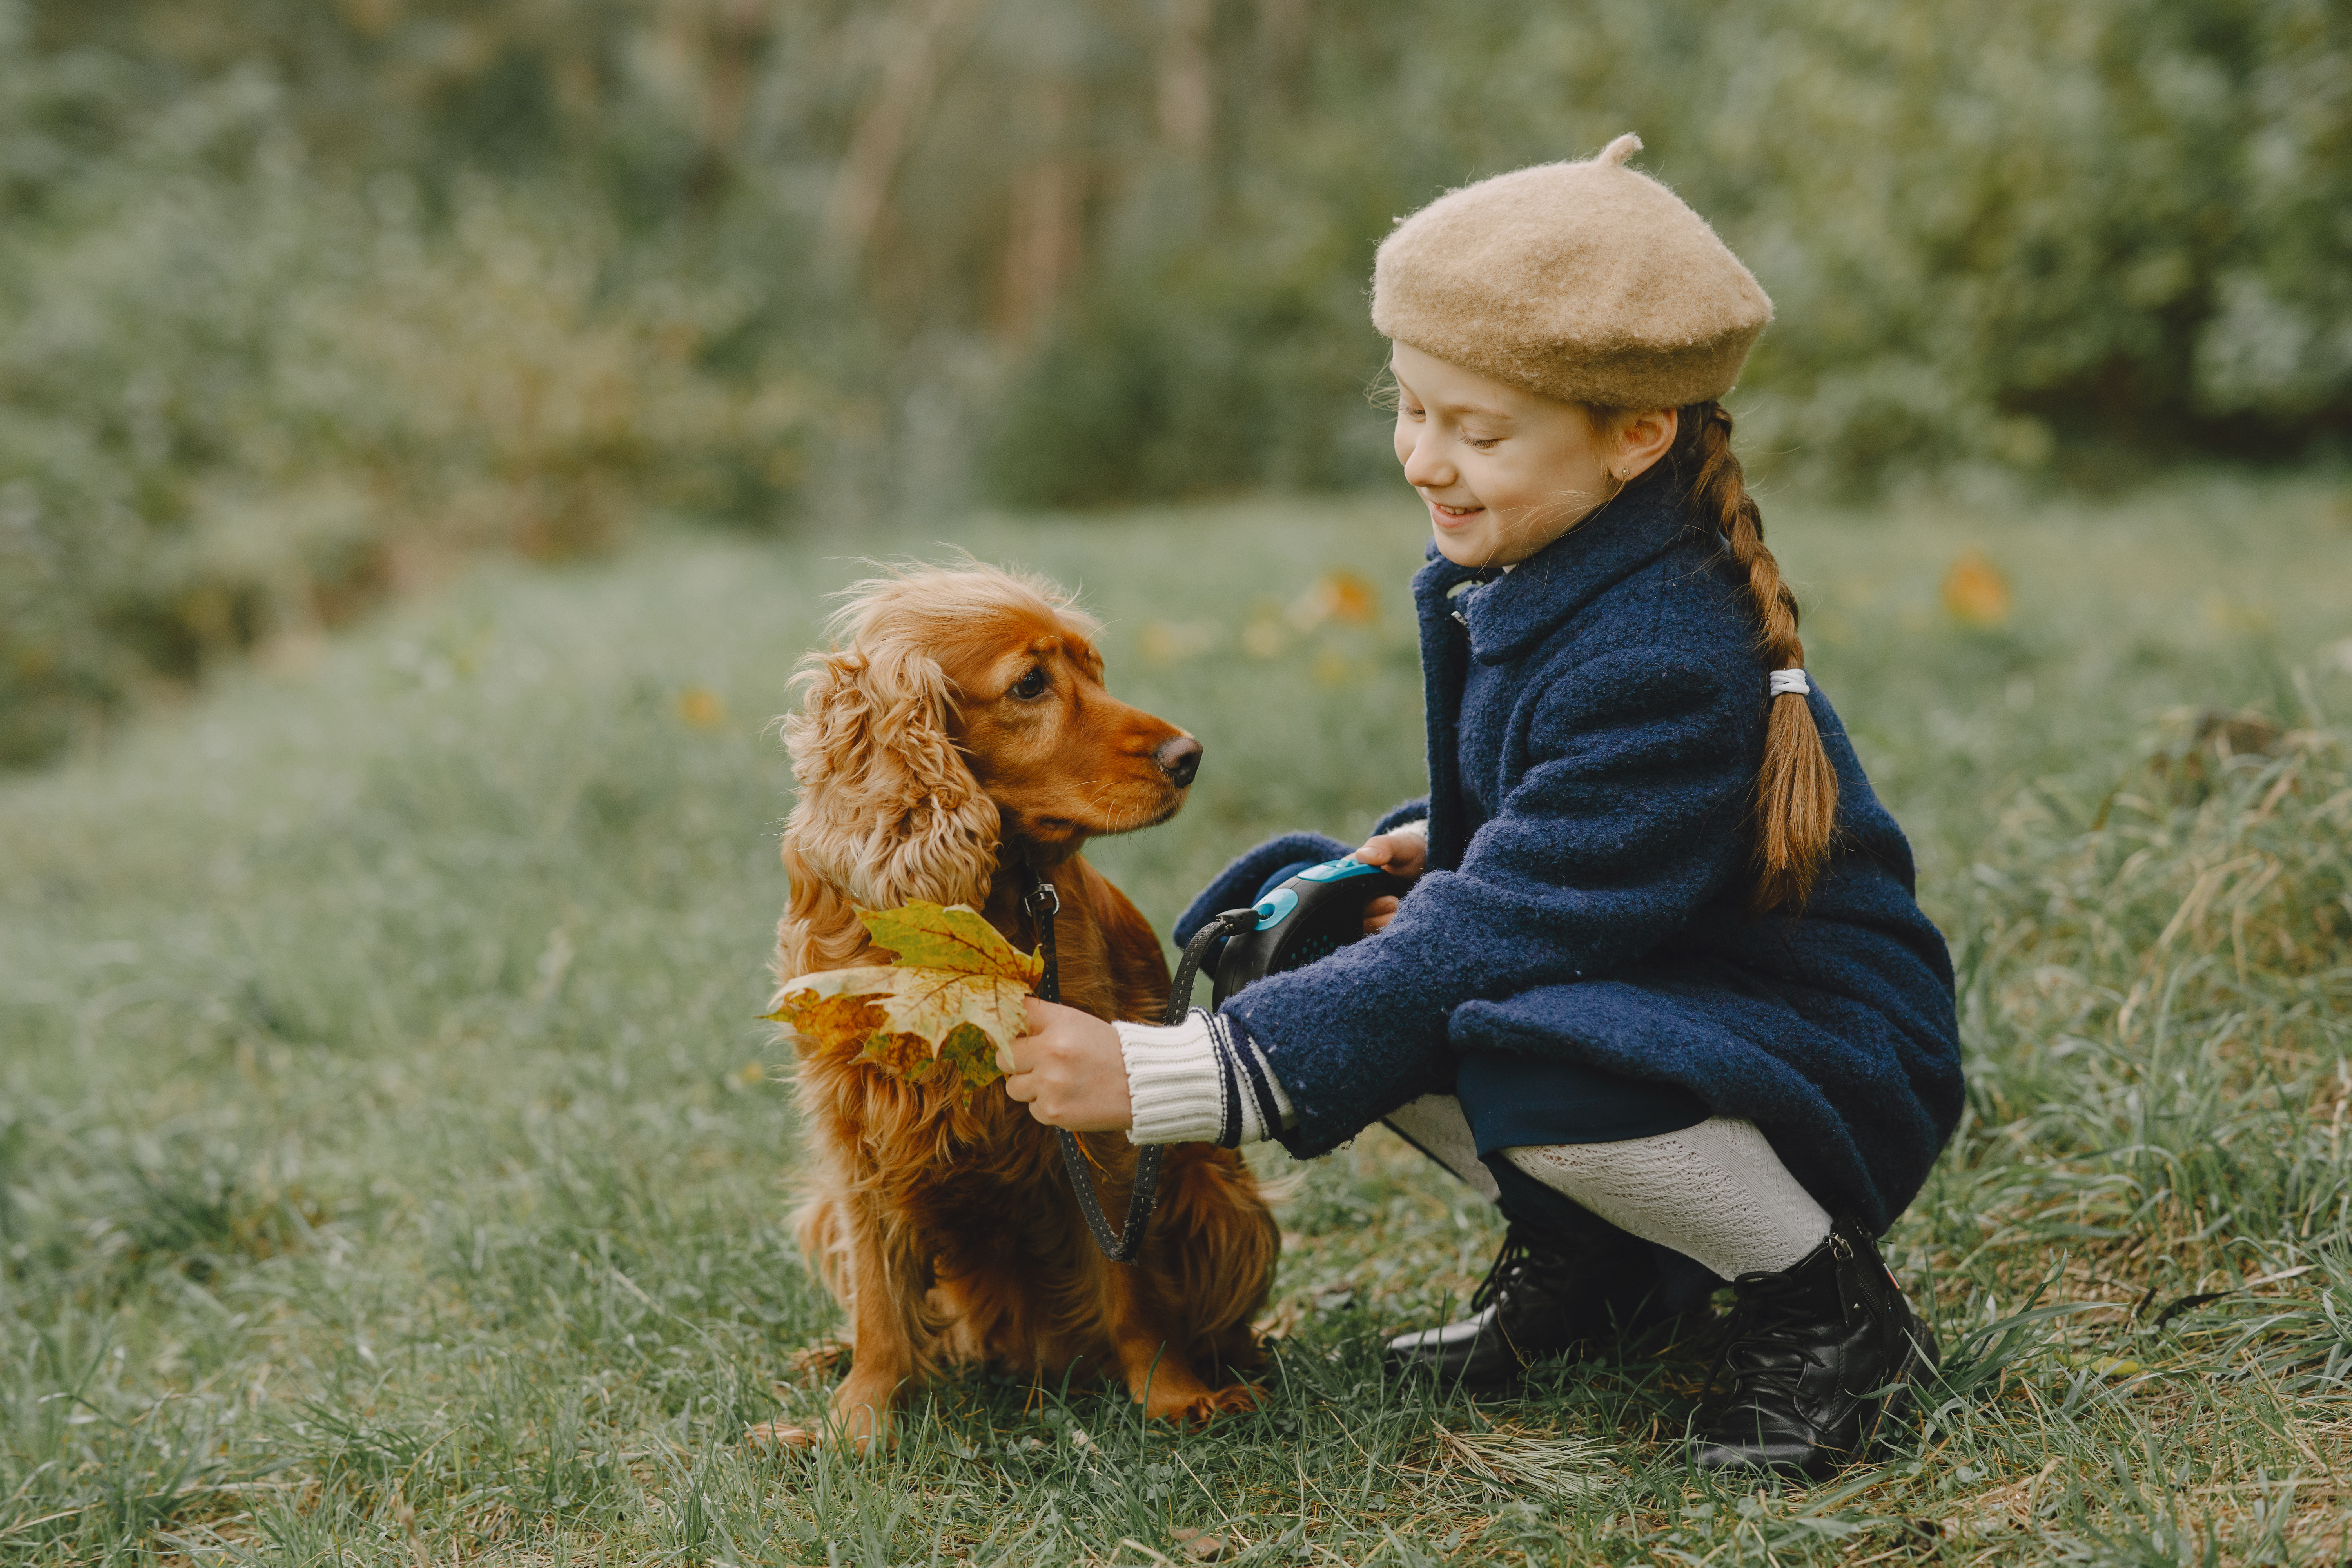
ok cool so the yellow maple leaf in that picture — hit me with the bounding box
[772,989,890,1057]
[859,1028,938,1081]
[935,1022,1004,1088]
[771,903,1038,1094]
[859,901,1043,985]
[782,965,1029,1058]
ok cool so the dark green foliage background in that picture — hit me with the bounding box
[4,0,2350,765]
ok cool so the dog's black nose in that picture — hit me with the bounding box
[1155,735,1203,788]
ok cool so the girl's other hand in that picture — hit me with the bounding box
[1004,998,1133,1132]
[1354,828,1428,933]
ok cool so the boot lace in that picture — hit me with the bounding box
[1468,1226,1576,1317]
[1706,1267,1825,1413]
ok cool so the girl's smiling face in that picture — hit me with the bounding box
[1389,342,1676,568]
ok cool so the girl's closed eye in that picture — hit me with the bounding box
[1463,432,1501,451]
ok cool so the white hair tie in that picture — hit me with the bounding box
[1769,668,1811,698]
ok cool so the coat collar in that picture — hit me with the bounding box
[1409,472,1696,666]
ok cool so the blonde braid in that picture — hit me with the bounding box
[1683,403,1838,911]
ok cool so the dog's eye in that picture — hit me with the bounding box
[1011,668,1049,699]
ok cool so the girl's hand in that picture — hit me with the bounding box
[1355,828,1429,933]
[1004,998,1133,1132]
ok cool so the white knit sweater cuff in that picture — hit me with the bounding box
[1388,818,1429,846]
[1118,1011,1226,1145]
[1117,1009,1296,1147]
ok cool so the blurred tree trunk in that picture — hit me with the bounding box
[670,0,773,201]
[999,78,1082,341]
[820,0,988,273]
[1159,0,1213,156]
[1256,0,1308,88]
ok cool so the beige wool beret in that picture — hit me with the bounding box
[1371,134,1773,409]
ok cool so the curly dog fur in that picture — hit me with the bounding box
[759,564,1278,1448]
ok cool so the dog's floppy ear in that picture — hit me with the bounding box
[781,640,999,927]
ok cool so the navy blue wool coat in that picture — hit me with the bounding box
[1176,472,1962,1234]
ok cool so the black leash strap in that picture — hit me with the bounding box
[1024,866,1158,1264]
[1025,864,1259,1266]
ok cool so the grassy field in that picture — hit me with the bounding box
[3,474,2350,1565]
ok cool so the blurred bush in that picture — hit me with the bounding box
[984,0,2352,497]
[2,0,2348,764]
[0,1,828,764]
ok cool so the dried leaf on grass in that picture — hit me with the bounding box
[1251,1298,1307,1342]
[770,900,1040,1091]
[1428,1423,1615,1496]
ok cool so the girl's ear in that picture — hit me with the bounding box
[780,643,1000,916]
[1613,407,1680,484]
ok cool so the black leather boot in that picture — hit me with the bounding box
[1384,1220,1671,1390]
[1688,1216,1939,1477]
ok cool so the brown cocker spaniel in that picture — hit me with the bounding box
[759,564,1278,1448]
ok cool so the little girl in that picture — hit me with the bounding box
[1007,135,1962,1479]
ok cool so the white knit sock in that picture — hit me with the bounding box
[1501,1117,1830,1280]
[1380,1094,1501,1202]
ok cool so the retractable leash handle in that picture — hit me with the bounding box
[1209,854,1499,1198]
[1042,854,1408,1265]
[1211,855,1414,1004]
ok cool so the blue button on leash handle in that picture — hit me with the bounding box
[1215,856,1413,1007]
[1295,857,1389,885]
[1250,888,1298,929]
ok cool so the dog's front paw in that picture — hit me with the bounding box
[1200,1382,1265,1421]
[1151,1382,1264,1428]
[743,1412,894,1454]
[744,1421,820,1450]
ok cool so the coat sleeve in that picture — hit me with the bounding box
[1223,645,1761,1157]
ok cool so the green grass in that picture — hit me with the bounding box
[3,474,2351,1565]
